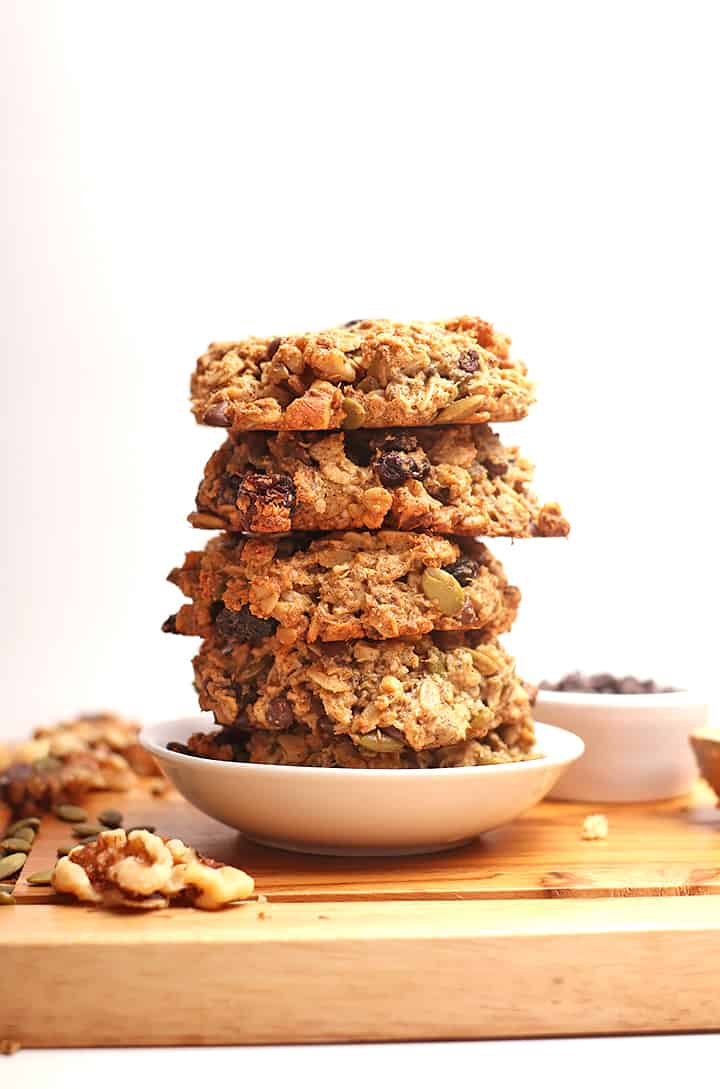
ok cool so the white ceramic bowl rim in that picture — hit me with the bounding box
[141,718,584,780]
[535,687,707,711]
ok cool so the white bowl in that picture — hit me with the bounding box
[534,689,709,803]
[141,717,584,856]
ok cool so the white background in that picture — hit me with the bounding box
[2,1,719,1081]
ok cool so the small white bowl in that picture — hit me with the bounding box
[141,717,584,856]
[534,689,709,803]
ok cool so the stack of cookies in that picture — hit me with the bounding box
[163,317,568,768]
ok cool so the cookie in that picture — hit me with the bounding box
[191,630,527,755]
[176,688,536,769]
[191,316,534,432]
[190,425,569,538]
[165,532,520,645]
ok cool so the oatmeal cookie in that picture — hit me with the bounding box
[191,317,533,432]
[174,682,534,769]
[190,425,569,537]
[53,828,254,910]
[165,532,519,645]
[0,712,158,817]
[191,631,524,754]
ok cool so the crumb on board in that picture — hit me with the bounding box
[0,1040,21,1056]
[582,814,609,840]
[318,914,331,920]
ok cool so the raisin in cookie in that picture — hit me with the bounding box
[191,631,525,755]
[165,532,520,645]
[191,317,533,432]
[190,425,569,537]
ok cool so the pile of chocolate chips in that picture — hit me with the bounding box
[539,672,680,695]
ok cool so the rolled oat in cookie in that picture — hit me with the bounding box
[52,828,255,910]
[191,317,533,432]
[191,424,568,538]
[192,631,530,755]
[178,683,535,769]
[165,531,520,645]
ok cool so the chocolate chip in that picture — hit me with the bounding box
[161,614,178,634]
[343,319,366,327]
[214,605,278,642]
[442,557,480,587]
[457,349,480,373]
[483,458,509,478]
[265,337,282,361]
[203,400,234,427]
[540,672,680,694]
[266,698,294,729]
[375,450,430,487]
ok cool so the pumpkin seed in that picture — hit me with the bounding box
[126,825,156,835]
[6,817,40,837]
[340,396,366,430]
[15,826,35,845]
[54,804,88,823]
[71,823,105,839]
[422,567,464,616]
[424,648,447,675]
[471,647,501,675]
[97,808,124,829]
[75,835,100,846]
[1,838,33,854]
[0,890,16,905]
[356,730,405,754]
[469,706,495,732]
[57,844,73,858]
[0,883,14,894]
[26,869,55,886]
[0,853,27,880]
[434,394,488,424]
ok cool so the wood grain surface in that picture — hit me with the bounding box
[3,781,720,1046]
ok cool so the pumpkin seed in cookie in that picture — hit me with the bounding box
[340,396,366,430]
[422,568,464,616]
[356,731,405,754]
[434,394,488,424]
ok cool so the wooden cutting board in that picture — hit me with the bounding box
[3,781,720,1047]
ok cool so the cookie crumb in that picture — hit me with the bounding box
[317,913,331,920]
[582,814,608,840]
[0,1040,21,1056]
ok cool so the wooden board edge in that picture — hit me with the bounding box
[3,896,720,1046]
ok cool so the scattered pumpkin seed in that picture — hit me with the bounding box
[74,835,100,846]
[57,844,73,858]
[97,808,124,829]
[340,396,366,430]
[15,826,35,845]
[356,731,405,754]
[1,838,33,854]
[434,394,488,424]
[6,817,40,837]
[0,883,14,894]
[0,890,16,905]
[0,853,27,880]
[54,804,88,823]
[71,823,105,839]
[126,825,156,835]
[26,869,55,886]
[422,567,464,616]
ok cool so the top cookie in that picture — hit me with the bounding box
[191,316,534,432]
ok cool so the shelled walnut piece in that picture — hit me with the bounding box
[53,828,255,910]
[0,712,160,817]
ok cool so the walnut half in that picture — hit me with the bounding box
[52,828,255,910]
